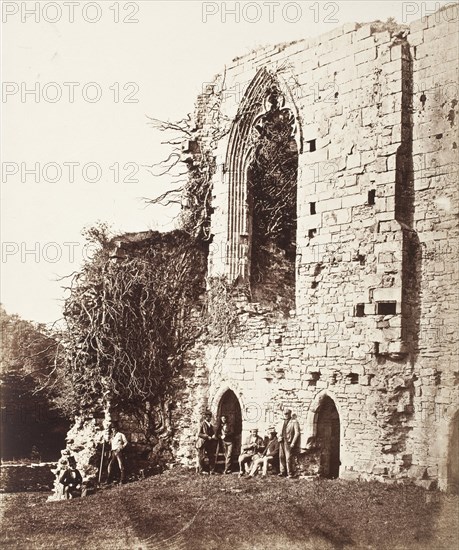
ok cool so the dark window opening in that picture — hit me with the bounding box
[247,85,298,312]
[310,202,316,215]
[309,372,321,386]
[347,373,359,384]
[374,342,380,355]
[377,301,397,315]
[355,303,365,317]
[434,371,442,386]
[368,189,376,206]
[308,228,317,239]
[311,281,319,289]
[357,254,366,265]
[307,139,317,152]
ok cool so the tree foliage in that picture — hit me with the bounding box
[0,305,58,377]
[0,306,69,460]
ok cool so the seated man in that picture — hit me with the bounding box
[59,456,83,499]
[238,428,264,476]
[248,427,279,478]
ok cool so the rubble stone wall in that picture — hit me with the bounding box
[54,6,457,493]
[408,7,459,489]
[176,5,458,490]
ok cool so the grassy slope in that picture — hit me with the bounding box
[1,468,458,550]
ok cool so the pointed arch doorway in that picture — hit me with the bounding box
[217,389,243,463]
[316,395,341,479]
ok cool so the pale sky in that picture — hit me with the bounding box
[1,0,450,324]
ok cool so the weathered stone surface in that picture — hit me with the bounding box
[62,7,458,493]
[176,7,458,492]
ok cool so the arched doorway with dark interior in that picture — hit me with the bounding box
[216,389,243,471]
[316,395,341,479]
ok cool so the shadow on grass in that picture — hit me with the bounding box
[1,468,458,550]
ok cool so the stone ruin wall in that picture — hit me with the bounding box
[54,6,458,494]
[174,6,459,490]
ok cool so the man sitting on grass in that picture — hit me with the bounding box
[248,427,279,478]
[59,456,83,499]
[238,427,264,476]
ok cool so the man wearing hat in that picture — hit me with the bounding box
[238,427,264,476]
[277,409,300,478]
[248,427,280,477]
[59,456,83,499]
[196,411,216,474]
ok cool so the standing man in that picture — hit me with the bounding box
[248,427,279,478]
[216,415,233,474]
[238,428,264,476]
[277,409,300,478]
[107,423,128,484]
[196,411,216,474]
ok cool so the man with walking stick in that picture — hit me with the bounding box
[106,422,128,484]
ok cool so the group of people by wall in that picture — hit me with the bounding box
[55,409,302,500]
[55,423,128,499]
[196,409,301,478]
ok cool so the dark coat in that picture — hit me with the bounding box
[263,436,280,457]
[59,468,83,488]
[216,421,233,442]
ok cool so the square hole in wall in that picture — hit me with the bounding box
[308,228,317,239]
[355,303,365,317]
[308,372,321,386]
[377,301,397,315]
[347,373,359,384]
[307,139,317,152]
[310,202,316,215]
[368,189,376,205]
